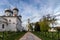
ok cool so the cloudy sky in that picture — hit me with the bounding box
[0,0,60,26]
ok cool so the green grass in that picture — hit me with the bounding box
[0,31,26,40]
[32,32,60,40]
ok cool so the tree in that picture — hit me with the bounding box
[46,14,57,28]
[39,15,50,31]
[39,14,57,32]
[35,22,40,31]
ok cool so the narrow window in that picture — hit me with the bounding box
[13,22,15,24]
[9,20,11,22]
[2,24,4,29]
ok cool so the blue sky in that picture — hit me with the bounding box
[0,0,60,26]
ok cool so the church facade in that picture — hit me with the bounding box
[0,8,23,31]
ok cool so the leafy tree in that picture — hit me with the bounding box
[35,22,40,31]
[39,15,50,31]
[27,14,57,32]
[46,14,57,28]
[39,14,57,31]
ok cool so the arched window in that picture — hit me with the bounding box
[2,24,4,29]
[9,19,11,22]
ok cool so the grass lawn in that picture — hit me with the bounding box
[0,31,26,40]
[32,32,60,40]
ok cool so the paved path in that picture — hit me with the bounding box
[19,32,41,40]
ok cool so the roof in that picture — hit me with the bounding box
[13,7,19,11]
[0,16,22,22]
[5,9,13,13]
[0,17,7,21]
[0,17,8,24]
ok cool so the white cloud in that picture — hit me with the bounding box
[20,0,60,25]
[0,0,60,27]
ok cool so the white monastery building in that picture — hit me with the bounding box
[0,8,23,31]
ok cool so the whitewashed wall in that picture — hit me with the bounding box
[4,17,17,31]
[0,17,6,31]
[16,18,22,31]
[0,17,22,31]
[0,22,7,31]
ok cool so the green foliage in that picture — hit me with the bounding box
[35,22,40,31]
[28,14,57,32]
[0,32,26,40]
[39,14,57,31]
[39,16,50,31]
[32,32,60,40]
[39,20,50,31]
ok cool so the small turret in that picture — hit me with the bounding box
[5,9,13,16]
[13,7,19,16]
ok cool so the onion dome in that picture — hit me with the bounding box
[5,9,13,13]
[13,7,19,11]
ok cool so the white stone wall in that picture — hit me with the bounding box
[0,17,7,31]
[0,17,22,31]
[0,22,7,31]
[16,18,22,31]
[4,17,17,31]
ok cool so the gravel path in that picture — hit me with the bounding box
[19,32,41,40]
